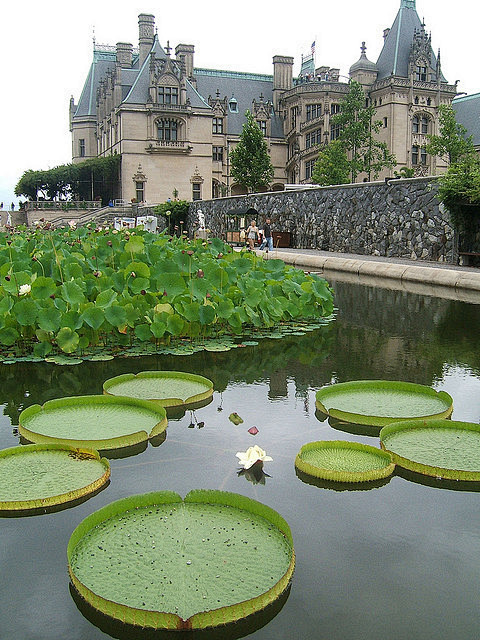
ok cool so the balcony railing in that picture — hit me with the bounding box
[25,201,98,212]
[146,140,193,154]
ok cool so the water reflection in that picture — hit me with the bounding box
[2,279,480,640]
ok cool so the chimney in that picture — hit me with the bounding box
[116,42,133,68]
[138,14,155,67]
[272,55,294,111]
[175,44,195,80]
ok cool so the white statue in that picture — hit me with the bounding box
[197,209,205,230]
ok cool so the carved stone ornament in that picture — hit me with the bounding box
[132,164,147,182]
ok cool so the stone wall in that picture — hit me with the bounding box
[189,177,458,263]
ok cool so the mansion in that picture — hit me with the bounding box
[70,0,465,204]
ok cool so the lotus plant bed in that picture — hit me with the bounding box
[67,490,295,630]
[315,380,453,427]
[0,227,334,363]
[380,419,480,481]
[18,395,167,451]
[295,440,395,483]
[103,370,213,408]
[0,444,110,512]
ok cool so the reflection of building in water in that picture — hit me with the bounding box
[268,370,289,399]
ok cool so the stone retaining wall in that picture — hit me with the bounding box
[189,177,457,263]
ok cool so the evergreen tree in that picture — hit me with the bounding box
[332,80,396,182]
[312,140,350,186]
[229,110,274,192]
[426,104,476,165]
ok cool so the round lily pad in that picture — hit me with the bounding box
[315,380,453,427]
[0,444,110,512]
[18,395,167,451]
[68,490,295,630]
[380,419,480,481]
[295,440,395,483]
[103,371,213,408]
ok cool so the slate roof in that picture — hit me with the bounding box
[73,35,283,137]
[453,94,480,147]
[376,0,446,82]
[74,53,115,118]
[194,69,284,138]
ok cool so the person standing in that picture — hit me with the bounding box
[246,220,258,251]
[259,217,273,252]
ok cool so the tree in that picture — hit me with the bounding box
[229,110,274,192]
[426,104,476,165]
[312,140,350,186]
[331,80,396,182]
[15,156,121,204]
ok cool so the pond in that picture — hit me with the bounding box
[1,276,480,640]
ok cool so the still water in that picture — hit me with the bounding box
[1,275,480,640]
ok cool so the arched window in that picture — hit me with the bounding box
[157,119,179,141]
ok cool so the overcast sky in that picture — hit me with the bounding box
[1,0,477,209]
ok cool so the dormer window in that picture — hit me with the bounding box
[258,119,267,136]
[228,96,238,113]
[158,86,179,105]
[415,65,427,82]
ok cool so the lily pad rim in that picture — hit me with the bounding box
[67,489,295,629]
[18,394,168,450]
[295,439,395,483]
[315,379,453,426]
[0,443,110,512]
[380,418,480,481]
[102,370,214,407]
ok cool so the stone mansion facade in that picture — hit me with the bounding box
[69,0,462,204]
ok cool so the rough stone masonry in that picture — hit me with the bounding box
[189,177,457,264]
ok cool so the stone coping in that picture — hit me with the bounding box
[260,250,480,304]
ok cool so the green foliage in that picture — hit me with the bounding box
[316,379,453,426]
[68,490,294,629]
[154,200,189,234]
[229,110,274,192]
[0,444,110,512]
[426,104,476,165]
[295,440,395,483]
[0,226,334,360]
[380,419,480,481]
[329,80,396,183]
[15,156,121,205]
[312,140,350,186]
[436,153,480,230]
[394,167,416,178]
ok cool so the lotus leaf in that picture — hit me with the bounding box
[0,444,110,512]
[315,380,453,426]
[380,419,480,480]
[103,371,213,407]
[19,395,167,450]
[67,490,294,629]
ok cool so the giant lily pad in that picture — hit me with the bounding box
[19,395,167,451]
[315,380,453,427]
[103,371,213,408]
[0,444,110,512]
[295,440,394,483]
[68,490,295,630]
[380,419,480,481]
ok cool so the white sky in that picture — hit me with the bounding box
[1,0,477,209]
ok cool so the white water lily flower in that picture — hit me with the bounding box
[19,284,31,296]
[236,445,273,470]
